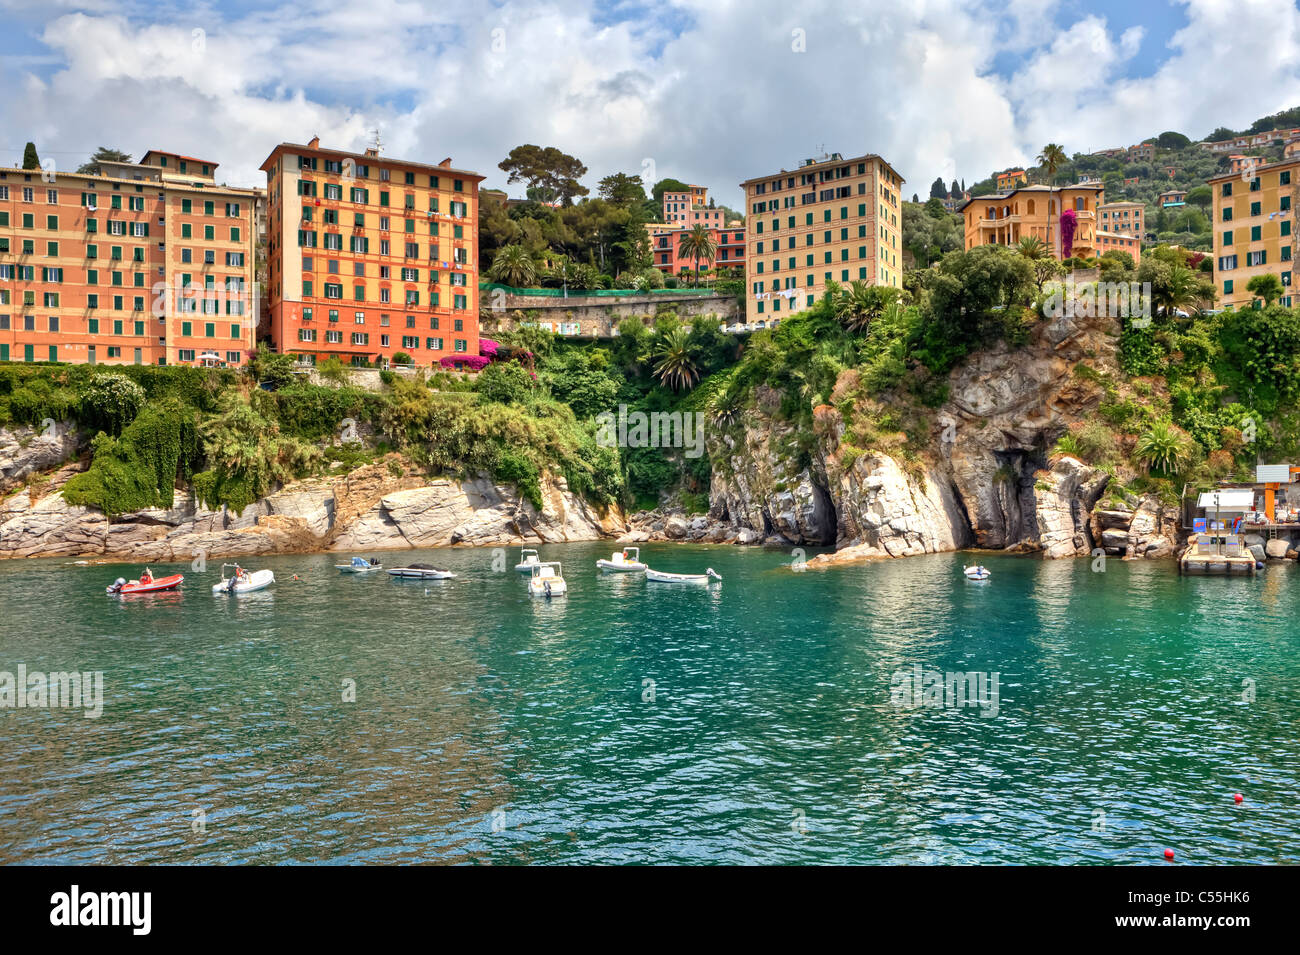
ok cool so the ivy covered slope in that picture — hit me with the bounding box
[0,348,625,524]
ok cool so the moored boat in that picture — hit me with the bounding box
[386,563,456,579]
[596,546,647,574]
[335,556,382,573]
[527,561,567,597]
[514,548,541,575]
[106,570,183,595]
[212,564,275,594]
[644,567,722,585]
[963,565,991,581]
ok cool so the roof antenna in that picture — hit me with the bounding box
[370,128,383,156]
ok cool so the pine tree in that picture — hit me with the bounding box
[22,142,39,170]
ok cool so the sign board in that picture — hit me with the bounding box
[1256,464,1294,483]
[1193,518,1207,533]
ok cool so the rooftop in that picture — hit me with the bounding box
[260,141,484,181]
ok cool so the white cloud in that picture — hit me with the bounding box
[1,0,1298,202]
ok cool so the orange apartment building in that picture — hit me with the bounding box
[0,152,260,366]
[962,183,1106,260]
[260,138,483,367]
[741,151,904,324]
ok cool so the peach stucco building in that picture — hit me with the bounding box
[0,152,260,366]
[260,138,483,368]
[961,183,1105,260]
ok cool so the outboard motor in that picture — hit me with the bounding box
[111,577,126,594]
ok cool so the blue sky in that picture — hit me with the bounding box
[1,0,1298,205]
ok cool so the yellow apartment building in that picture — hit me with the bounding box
[996,169,1028,191]
[0,152,260,367]
[260,138,484,368]
[1209,156,1298,309]
[740,151,903,324]
[962,183,1105,260]
[1098,200,1144,238]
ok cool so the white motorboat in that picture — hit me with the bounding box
[645,567,722,585]
[212,564,275,594]
[596,546,647,574]
[527,561,567,597]
[335,556,382,573]
[963,565,991,581]
[514,548,541,575]
[386,563,456,579]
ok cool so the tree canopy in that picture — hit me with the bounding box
[499,144,589,205]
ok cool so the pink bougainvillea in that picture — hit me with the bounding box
[479,338,500,358]
[1060,208,1077,258]
[440,355,490,372]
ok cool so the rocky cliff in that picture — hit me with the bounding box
[0,426,622,561]
[627,308,1184,563]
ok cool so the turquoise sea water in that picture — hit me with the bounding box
[0,543,1296,865]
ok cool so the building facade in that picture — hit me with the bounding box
[261,138,483,367]
[0,152,259,367]
[962,184,1105,260]
[996,169,1028,191]
[647,223,746,275]
[661,185,709,224]
[1099,200,1144,238]
[740,152,903,324]
[1209,156,1297,309]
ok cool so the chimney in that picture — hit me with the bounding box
[364,147,379,158]
[438,157,453,168]
[308,135,320,149]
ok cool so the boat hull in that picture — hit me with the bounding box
[213,570,275,594]
[528,579,567,597]
[596,560,647,573]
[108,574,184,595]
[386,568,455,579]
[645,569,719,584]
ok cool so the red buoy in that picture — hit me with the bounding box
[1234,793,1244,803]
[1164,848,1175,860]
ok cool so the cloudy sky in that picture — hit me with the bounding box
[1,0,1298,206]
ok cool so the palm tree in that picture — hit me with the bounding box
[652,327,701,392]
[487,244,539,288]
[833,280,891,334]
[1135,421,1190,476]
[677,226,717,288]
[1016,235,1047,260]
[1036,143,1067,256]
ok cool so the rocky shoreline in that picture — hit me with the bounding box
[6,295,1299,574]
[1,424,622,561]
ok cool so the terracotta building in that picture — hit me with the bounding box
[260,138,483,368]
[0,152,260,366]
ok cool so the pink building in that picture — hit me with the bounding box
[661,184,711,225]
[648,223,746,276]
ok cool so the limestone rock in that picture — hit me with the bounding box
[1265,538,1291,560]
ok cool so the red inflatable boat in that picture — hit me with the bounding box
[106,573,184,595]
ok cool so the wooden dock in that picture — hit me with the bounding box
[1179,533,1258,575]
